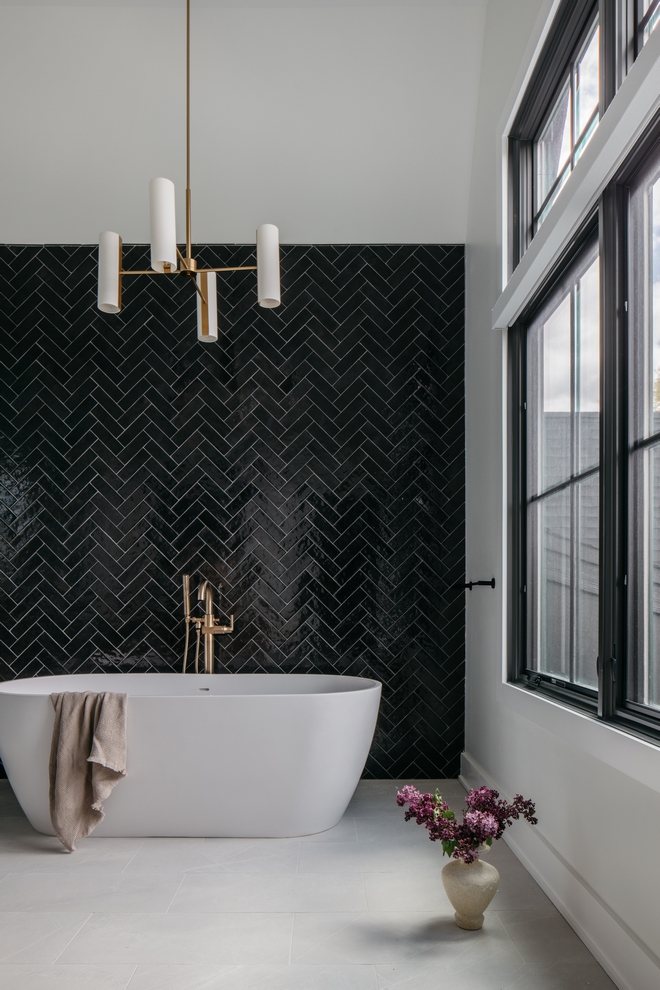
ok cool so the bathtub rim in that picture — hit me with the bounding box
[0,671,382,699]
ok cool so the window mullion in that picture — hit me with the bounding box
[570,62,576,171]
[570,280,578,685]
[598,186,623,718]
[599,0,617,110]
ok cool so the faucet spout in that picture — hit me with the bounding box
[203,583,214,674]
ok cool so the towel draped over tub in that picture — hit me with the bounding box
[49,691,127,851]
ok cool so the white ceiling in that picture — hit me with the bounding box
[0,1,488,243]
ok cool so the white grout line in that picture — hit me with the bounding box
[123,963,139,989]
[0,924,78,966]
[164,875,187,914]
[120,840,145,874]
[288,912,295,965]
[295,840,301,875]
[50,911,93,964]
[361,871,369,912]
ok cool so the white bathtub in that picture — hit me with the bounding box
[0,673,381,837]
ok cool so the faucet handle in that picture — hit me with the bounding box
[202,615,234,635]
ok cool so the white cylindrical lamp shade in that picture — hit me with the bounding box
[256,223,281,308]
[98,231,122,313]
[149,178,178,273]
[197,271,218,343]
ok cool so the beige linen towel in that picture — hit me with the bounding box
[49,691,127,852]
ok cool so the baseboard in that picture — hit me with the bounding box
[459,751,488,792]
[460,751,660,990]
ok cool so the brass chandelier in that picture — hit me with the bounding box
[96,0,280,342]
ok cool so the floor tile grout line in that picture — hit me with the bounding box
[47,911,93,965]
[164,875,188,914]
[120,840,146,874]
[288,912,295,965]
[0,924,74,965]
[122,963,139,989]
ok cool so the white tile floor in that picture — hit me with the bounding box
[0,778,617,989]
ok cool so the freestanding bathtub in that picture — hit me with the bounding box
[0,673,381,837]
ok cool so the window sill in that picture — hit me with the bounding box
[514,675,598,714]
[498,678,660,795]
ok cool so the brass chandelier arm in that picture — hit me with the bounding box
[201,266,257,273]
[117,266,206,302]
[120,266,257,276]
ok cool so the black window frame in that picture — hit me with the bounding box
[509,110,660,747]
[508,0,626,275]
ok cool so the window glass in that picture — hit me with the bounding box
[536,82,572,219]
[576,26,599,144]
[628,155,660,709]
[535,20,600,230]
[526,247,600,689]
[639,0,660,48]
[576,254,600,471]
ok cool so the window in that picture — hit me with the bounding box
[526,246,600,690]
[510,114,660,742]
[510,1,660,274]
[535,22,600,229]
[638,0,660,50]
[509,1,632,273]
[511,233,600,703]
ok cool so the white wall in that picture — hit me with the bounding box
[0,0,487,245]
[464,3,660,990]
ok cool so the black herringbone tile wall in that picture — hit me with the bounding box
[0,243,464,777]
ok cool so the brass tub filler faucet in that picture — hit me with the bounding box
[182,575,234,673]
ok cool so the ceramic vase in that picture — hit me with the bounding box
[441,854,500,930]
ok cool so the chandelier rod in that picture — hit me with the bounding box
[96,0,279,333]
[185,0,192,261]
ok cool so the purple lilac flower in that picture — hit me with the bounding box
[465,786,538,837]
[463,810,499,838]
[395,785,537,864]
